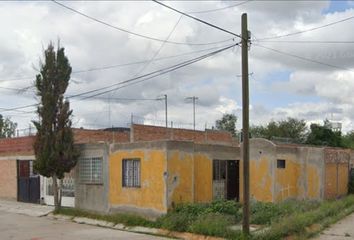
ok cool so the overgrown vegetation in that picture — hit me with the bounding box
[56,196,354,240]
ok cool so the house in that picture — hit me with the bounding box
[0,124,352,218]
[0,124,233,208]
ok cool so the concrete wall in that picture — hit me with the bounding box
[0,159,17,200]
[75,143,109,213]
[324,148,350,199]
[109,141,168,218]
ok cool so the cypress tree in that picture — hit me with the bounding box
[33,42,79,210]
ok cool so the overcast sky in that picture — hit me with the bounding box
[1,0,354,134]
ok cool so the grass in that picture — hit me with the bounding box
[55,195,354,240]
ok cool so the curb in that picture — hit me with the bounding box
[51,214,225,239]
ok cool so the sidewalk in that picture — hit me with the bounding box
[0,199,54,217]
[314,212,354,239]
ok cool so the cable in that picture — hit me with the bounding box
[74,43,238,100]
[254,44,354,73]
[257,14,354,41]
[132,15,183,78]
[254,40,354,44]
[52,0,233,46]
[187,0,253,14]
[0,43,233,83]
[152,0,242,40]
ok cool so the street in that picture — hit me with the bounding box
[0,210,167,240]
[314,213,354,240]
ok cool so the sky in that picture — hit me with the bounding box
[0,0,354,135]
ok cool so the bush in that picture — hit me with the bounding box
[188,213,234,237]
[156,211,194,232]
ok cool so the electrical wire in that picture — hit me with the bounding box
[71,43,238,100]
[187,0,253,14]
[254,44,354,73]
[254,40,354,44]
[152,0,243,40]
[257,14,354,41]
[0,44,238,113]
[51,0,234,46]
[0,43,234,83]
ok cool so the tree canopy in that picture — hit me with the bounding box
[306,120,343,147]
[250,117,307,143]
[215,113,237,137]
[0,114,17,138]
[33,42,79,210]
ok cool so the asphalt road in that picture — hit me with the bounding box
[0,210,167,240]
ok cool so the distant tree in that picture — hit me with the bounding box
[0,114,17,138]
[306,120,343,147]
[250,118,307,143]
[33,42,79,211]
[215,113,237,137]
[342,131,354,149]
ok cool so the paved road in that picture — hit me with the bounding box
[314,213,354,239]
[0,210,167,240]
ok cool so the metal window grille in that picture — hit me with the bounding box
[79,156,103,184]
[213,160,226,180]
[122,159,140,188]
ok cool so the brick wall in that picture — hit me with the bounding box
[0,160,17,200]
[132,124,236,145]
[73,129,130,144]
[0,136,34,156]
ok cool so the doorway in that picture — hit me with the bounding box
[17,160,40,203]
[212,160,239,201]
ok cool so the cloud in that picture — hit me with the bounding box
[0,1,354,134]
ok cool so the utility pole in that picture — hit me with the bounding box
[241,13,250,235]
[164,94,168,128]
[186,96,198,130]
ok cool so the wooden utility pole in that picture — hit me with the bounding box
[241,13,250,235]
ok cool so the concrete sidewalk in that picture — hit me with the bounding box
[314,213,354,239]
[0,199,54,217]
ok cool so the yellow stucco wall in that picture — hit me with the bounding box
[109,149,167,213]
[306,164,321,199]
[250,157,273,202]
[325,163,337,199]
[167,151,194,207]
[338,163,349,196]
[275,158,301,201]
[194,153,213,203]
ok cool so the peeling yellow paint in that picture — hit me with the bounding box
[307,165,320,199]
[275,158,301,201]
[194,153,213,203]
[168,151,194,206]
[109,149,166,212]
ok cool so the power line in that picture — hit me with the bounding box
[74,43,238,100]
[0,44,238,113]
[255,40,354,44]
[0,43,233,84]
[51,0,233,46]
[152,0,243,40]
[257,14,354,41]
[254,44,354,73]
[187,0,253,14]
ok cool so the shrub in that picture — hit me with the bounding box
[188,213,234,237]
[156,211,195,232]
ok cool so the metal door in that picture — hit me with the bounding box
[17,160,40,203]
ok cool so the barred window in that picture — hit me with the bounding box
[79,157,103,184]
[213,160,226,181]
[122,159,140,188]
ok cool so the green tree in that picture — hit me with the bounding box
[306,120,343,147]
[0,114,17,138]
[215,113,237,137]
[33,42,79,210]
[250,118,307,143]
[342,131,354,149]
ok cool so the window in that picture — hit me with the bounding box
[122,159,140,188]
[79,157,103,184]
[277,159,286,169]
[213,160,226,181]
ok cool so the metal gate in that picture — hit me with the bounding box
[17,160,40,203]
